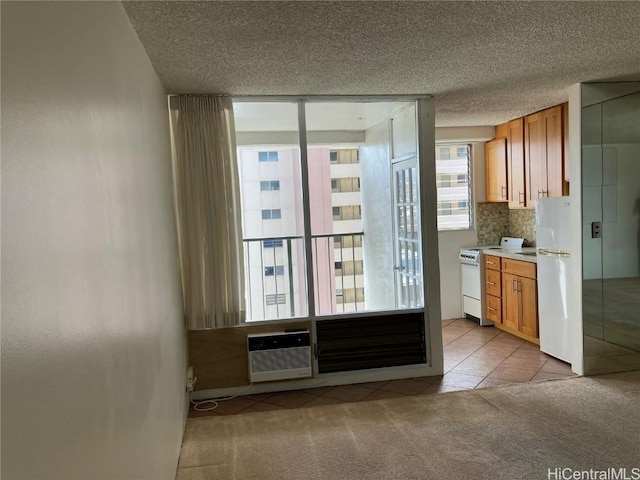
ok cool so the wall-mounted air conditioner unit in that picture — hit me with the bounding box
[247,330,312,383]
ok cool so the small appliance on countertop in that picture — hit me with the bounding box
[459,237,524,326]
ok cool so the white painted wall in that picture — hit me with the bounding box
[437,140,488,320]
[1,3,187,478]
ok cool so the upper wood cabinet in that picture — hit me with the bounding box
[490,103,568,209]
[525,105,565,206]
[507,118,526,208]
[485,138,508,202]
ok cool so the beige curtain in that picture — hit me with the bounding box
[171,96,245,329]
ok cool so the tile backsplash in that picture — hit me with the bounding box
[508,208,537,246]
[476,203,537,246]
[476,203,509,245]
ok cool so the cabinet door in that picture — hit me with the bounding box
[502,273,520,331]
[508,118,526,209]
[519,276,538,338]
[545,105,564,198]
[485,138,507,202]
[525,111,546,206]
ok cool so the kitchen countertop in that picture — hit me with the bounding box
[482,247,538,263]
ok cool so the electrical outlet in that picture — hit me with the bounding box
[186,366,196,392]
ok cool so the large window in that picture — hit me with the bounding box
[435,143,472,230]
[234,100,430,321]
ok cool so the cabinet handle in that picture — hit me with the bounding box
[488,306,497,312]
[517,280,522,293]
[501,185,507,199]
[518,191,525,205]
[487,281,496,286]
[512,279,517,292]
[487,261,495,265]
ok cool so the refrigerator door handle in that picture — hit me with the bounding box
[538,248,570,257]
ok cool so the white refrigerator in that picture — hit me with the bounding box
[535,197,572,363]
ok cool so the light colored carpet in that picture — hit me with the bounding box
[177,372,640,480]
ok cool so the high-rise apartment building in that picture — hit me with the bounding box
[237,147,364,321]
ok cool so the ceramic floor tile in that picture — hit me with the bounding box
[363,389,406,401]
[443,332,463,345]
[475,377,517,389]
[241,401,288,413]
[201,396,256,415]
[514,341,542,352]
[451,334,491,346]
[245,392,275,401]
[411,375,443,385]
[303,386,335,396]
[262,391,316,408]
[448,319,478,328]
[489,366,538,382]
[475,344,520,357]
[322,384,374,402]
[442,325,476,336]
[445,343,483,357]
[463,327,502,339]
[487,336,525,348]
[540,358,573,375]
[450,363,498,377]
[440,372,486,388]
[380,378,430,395]
[357,381,390,390]
[508,349,551,363]
[500,354,548,370]
[451,360,501,377]
[531,371,574,382]
[304,395,350,407]
[424,384,468,394]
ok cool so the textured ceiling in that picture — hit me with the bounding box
[123,1,640,127]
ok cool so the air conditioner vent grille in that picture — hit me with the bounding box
[250,346,310,373]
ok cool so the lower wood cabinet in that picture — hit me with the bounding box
[502,272,538,340]
[485,255,539,344]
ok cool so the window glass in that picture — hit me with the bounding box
[261,209,282,220]
[260,180,280,191]
[263,239,284,248]
[435,143,472,230]
[235,99,425,320]
[258,151,279,162]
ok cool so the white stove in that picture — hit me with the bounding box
[459,237,524,326]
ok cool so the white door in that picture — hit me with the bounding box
[392,158,423,308]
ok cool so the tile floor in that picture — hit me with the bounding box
[189,318,575,417]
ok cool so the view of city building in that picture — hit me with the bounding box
[237,147,364,321]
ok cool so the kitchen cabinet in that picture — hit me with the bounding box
[500,258,538,343]
[485,138,508,202]
[507,118,526,208]
[492,103,568,209]
[524,105,564,206]
[484,255,502,324]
